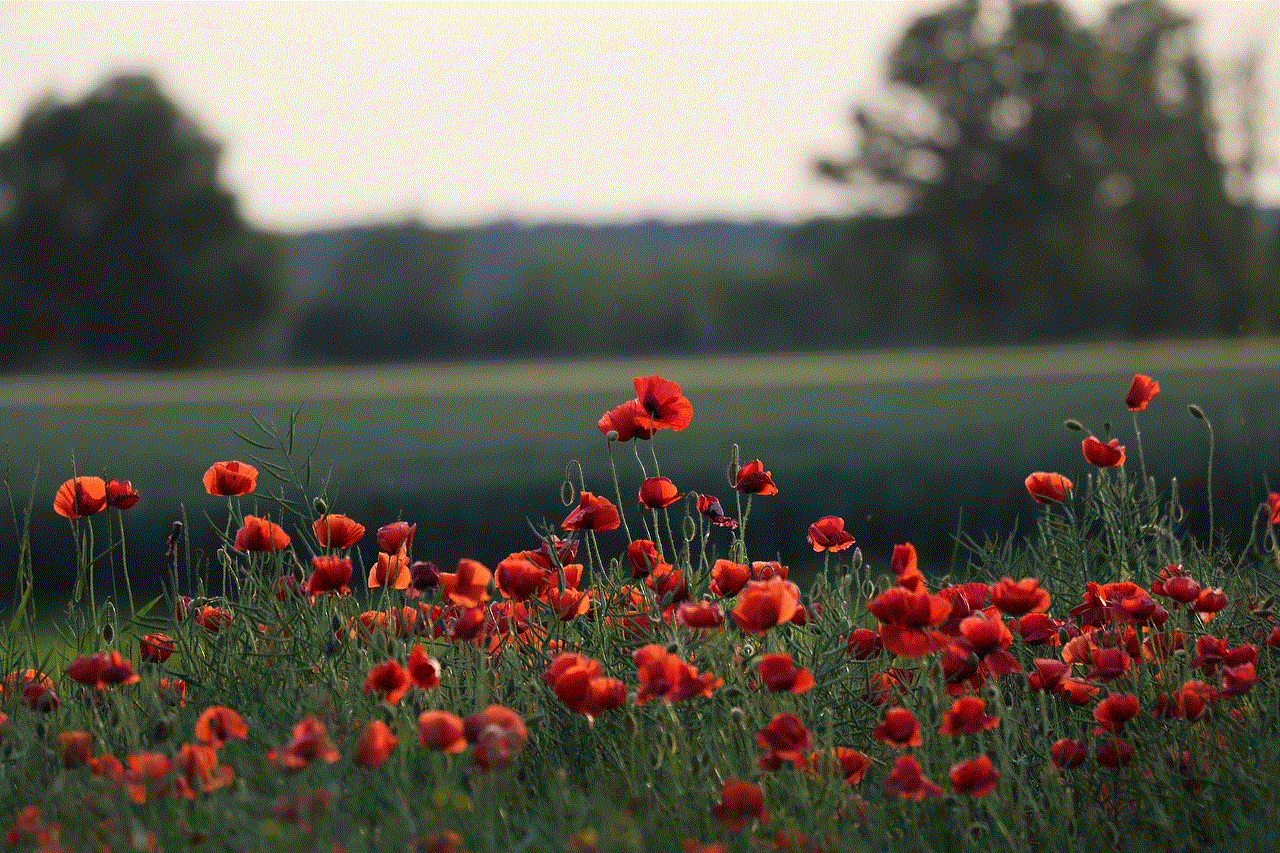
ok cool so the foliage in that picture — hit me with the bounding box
[3,370,1280,852]
[0,73,291,369]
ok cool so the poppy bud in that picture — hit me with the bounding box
[165,521,184,557]
[851,547,864,573]
[1188,404,1205,420]
[217,548,231,572]
[1064,419,1085,432]
[605,429,619,442]
[682,515,697,542]
[313,497,329,515]
[101,621,114,644]
[560,480,575,507]
[152,716,172,742]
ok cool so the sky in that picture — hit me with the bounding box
[2,0,1278,232]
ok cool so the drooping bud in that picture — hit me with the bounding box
[1188,404,1206,420]
[1064,419,1085,432]
[313,496,329,515]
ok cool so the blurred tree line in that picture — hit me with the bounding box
[1,0,1277,371]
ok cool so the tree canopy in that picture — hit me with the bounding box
[0,73,290,369]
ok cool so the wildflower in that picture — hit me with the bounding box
[410,560,441,589]
[202,460,258,496]
[365,659,411,705]
[806,516,855,552]
[1126,373,1160,411]
[939,696,1000,736]
[949,755,999,796]
[806,746,871,784]
[675,600,725,629]
[562,491,621,531]
[1014,613,1063,645]
[377,520,416,553]
[710,559,750,597]
[355,720,398,768]
[408,645,442,689]
[757,653,815,694]
[632,644,722,703]
[734,459,778,495]
[597,398,654,442]
[1093,693,1141,733]
[53,475,107,517]
[638,476,681,508]
[1050,737,1088,768]
[844,627,883,659]
[175,741,235,794]
[105,478,140,509]
[194,604,233,633]
[883,755,942,800]
[731,577,802,633]
[1095,738,1135,767]
[1086,647,1132,681]
[439,558,492,607]
[495,552,547,600]
[139,633,175,664]
[866,584,950,657]
[65,650,140,688]
[368,549,411,590]
[463,704,528,772]
[418,710,468,753]
[308,555,353,596]
[57,730,93,767]
[234,514,291,552]
[1082,436,1126,467]
[195,706,248,747]
[267,715,341,769]
[126,751,176,803]
[1194,588,1229,619]
[544,653,625,721]
[873,707,922,748]
[1025,472,1072,503]
[697,494,738,529]
[1220,662,1257,697]
[313,513,366,549]
[1268,492,1280,524]
[955,613,1022,675]
[990,577,1051,617]
[711,778,767,832]
[757,713,812,768]
[632,375,693,432]
[626,539,661,577]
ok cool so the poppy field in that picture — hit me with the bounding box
[3,361,1280,852]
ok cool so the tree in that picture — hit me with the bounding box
[0,73,290,369]
[818,0,1264,342]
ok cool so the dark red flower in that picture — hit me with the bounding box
[1126,373,1159,411]
[463,704,528,772]
[638,476,681,508]
[1082,436,1126,467]
[757,653,815,694]
[626,539,661,578]
[806,516,855,552]
[308,555,353,595]
[866,585,951,657]
[364,659,411,704]
[711,779,767,832]
[710,559,750,597]
[990,577,1051,617]
[734,460,778,495]
[1049,738,1088,768]
[354,720,398,768]
[757,712,812,766]
[1093,692,1141,733]
[562,491,621,531]
[883,755,942,800]
[1025,472,1072,504]
[1096,738,1135,767]
[202,460,258,496]
[675,600,725,629]
[873,707,922,748]
[697,494,738,529]
[939,696,1000,735]
[632,375,693,432]
[544,653,625,721]
[234,515,291,552]
[949,755,998,796]
[268,715,341,769]
[417,710,467,753]
[376,521,416,554]
[598,398,655,442]
[53,476,107,518]
[843,627,883,659]
[105,478,140,509]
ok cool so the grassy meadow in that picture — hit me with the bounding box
[1,341,1279,852]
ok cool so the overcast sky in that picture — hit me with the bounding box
[3,0,1277,231]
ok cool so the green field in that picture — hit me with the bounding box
[4,339,1279,606]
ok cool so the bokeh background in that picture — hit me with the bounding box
[2,0,1279,605]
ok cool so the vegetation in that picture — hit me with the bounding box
[2,369,1279,852]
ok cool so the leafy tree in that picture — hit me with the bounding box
[0,73,290,369]
[818,0,1264,342]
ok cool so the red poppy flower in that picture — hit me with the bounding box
[57,730,93,768]
[268,715,341,769]
[417,710,468,753]
[1220,662,1257,697]
[890,542,925,588]
[1126,373,1159,411]
[989,577,1051,617]
[368,549,411,590]
[139,632,175,664]
[806,747,871,784]
[939,696,1000,736]
[1095,738,1135,767]
[1050,737,1088,768]
[1093,692,1141,733]
[202,460,258,496]
[1194,587,1229,618]
[1025,472,1072,504]
[866,585,951,657]
[544,653,625,721]
[757,712,812,767]
[632,644,723,703]
[883,755,942,801]
[710,559,750,597]
[355,720,398,768]
[632,375,693,432]
[495,552,550,600]
[598,398,655,442]
[439,558,492,607]
[53,476,107,518]
[711,779,768,832]
[562,491,621,531]
[638,476,681,509]
[464,704,528,772]
[1268,492,1280,525]
[873,707,922,748]
[697,494,738,529]
[407,644,441,689]
[234,515,291,552]
[734,460,778,495]
[807,516,855,552]
[105,478,140,509]
[844,627,883,659]
[949,755,999,796]
[365,659,411,704]
[730,577,802,633]
[66,651,139,689]
[312,514,365,549]
[304,555,351,596]
[376,520,416,553]
[1086,646,1132,681]
[675,600,726,629]
[757,653,815,694]
[195,705,248,747]
[1082,436,1126,467]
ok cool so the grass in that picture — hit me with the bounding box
[1,359,1279,852]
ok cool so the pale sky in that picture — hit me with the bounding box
[3,0,1278,232]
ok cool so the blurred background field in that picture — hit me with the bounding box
[5,338,1278,611]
